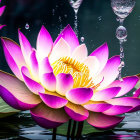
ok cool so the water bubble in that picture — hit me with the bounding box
[80,37,84,42]
[116,26,127,40]
[25,23,29,30]
[111,0,136,19]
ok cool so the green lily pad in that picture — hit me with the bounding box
[0,97,20,118]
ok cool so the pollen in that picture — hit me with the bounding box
[52,56,95,88]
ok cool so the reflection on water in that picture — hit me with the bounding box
[0,111,140,140]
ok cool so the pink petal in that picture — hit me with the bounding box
[56,73,74,96]
[83,56,100,78]
[128,105,140,113]
[103,105,132,115]
[36,25,53,61]
[0,71,41,110]
[64,102,89,121]
[54,24,79,52]
[30,50,39,82]
[133,88,140,98]
[90,43,109,74]
[41,73,56,92]
[21,66,45,94]
[1,37,26,80]
[66,88,93,104]
[2,45,22,80]
[49,38,71,64]
[96,55,120,90]
[71,44,88,62]
[83,101,112,112]
[91,87,121,101]
[106,97,140,107]
[0,24,6,30]
[39,57,53,76]
[108,76,139,97]
[39,91,68,109]
[87,112,124,130]
[1,37,26,67]
[31,103,69,129]
[18,29,32,66]
[0,6,6,16]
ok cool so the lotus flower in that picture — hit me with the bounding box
[0,25,140,130]
[0,1,6,30]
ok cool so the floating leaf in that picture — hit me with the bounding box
[0,97,20,118]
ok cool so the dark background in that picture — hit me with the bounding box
[0,0,140,76]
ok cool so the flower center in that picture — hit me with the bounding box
[52,56,95,88]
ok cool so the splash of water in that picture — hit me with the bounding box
[111,0,136,81]
[68,0,83,36]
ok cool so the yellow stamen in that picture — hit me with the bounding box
[52,56,95,88]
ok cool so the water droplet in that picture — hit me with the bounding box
[118,66,122,71]
[25,23,29,30]
[121,61,125,67]
[98,16,102,21]
[80,37,84,42]
[116,26,127,40]
[64,14,67,18]
[59,16,62,22]
[120,46,123,52]
[111,0,136,19]
[120,52,124,58]
[59,16,63,32]
[52,9,55,15]
[119,78,123,82]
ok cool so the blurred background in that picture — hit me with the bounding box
[0,0,140,77]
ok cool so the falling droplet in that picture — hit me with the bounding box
[121,61,125,67]
[25,23,29,30]
[64,14,67,18]
[116,26,127,40]
[80,37,84,42]
[68,0,83,37]
[59,16,63,32]
[120,52,124,58]
[120,46,123,52]
[59,16,62,22]
[52,9,55,16]
[120,78,123,82]
[118,66,122,72]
